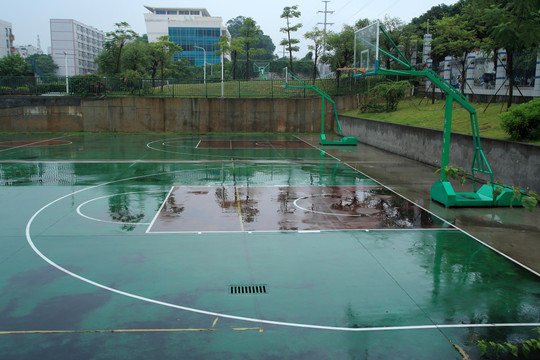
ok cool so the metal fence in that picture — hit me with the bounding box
[0,75,399,98]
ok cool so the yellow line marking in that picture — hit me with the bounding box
[1,324,264,335]
[235,186,245,232]
[0,328,216,335]
[233,327,264,332]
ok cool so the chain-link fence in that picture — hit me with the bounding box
[0,74,402,98]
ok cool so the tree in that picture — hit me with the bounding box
[408,3,464,39]
[0,54,31,76]
[226,16,246,38]
[230,38,246,80]
[149,36,182,91]
[280,5,303,72]
[483,0,540,109]
[379,15,405,70]
[167,58,194,79]
[322,25,356,87]
[405,1,465,68]
[120,38,151,76]
[239,17,265,80]
[105,22,138,75]
[25,54,58,77]
[432,13,480,94]
[96,42,117,76]
[253,34,276,60]
[354,18,371,32]
[227,16,275,61]
[304,27,324,84]
[216,34,245,80]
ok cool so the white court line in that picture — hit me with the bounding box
[146,186,175,234]
[76,191,166,226]
[0,134,74,153]
[293,135,341,162]
[147,136,322,161]
[21,201,540,333]
[146,228,456,235]
[24,163,539,332]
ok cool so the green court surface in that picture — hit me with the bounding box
[0,133,539,359]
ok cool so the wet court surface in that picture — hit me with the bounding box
[149,185,445,232]
[0,133,539,359]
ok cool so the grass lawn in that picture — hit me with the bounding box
[341,98,540,145]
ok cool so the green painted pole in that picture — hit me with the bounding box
[440,95,454,182]
[321,97,325,136]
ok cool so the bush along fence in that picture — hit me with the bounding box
[0,74,408,99]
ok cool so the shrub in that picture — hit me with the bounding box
[70,74,107,96]
[117,71,143,94]
[500,98,540,141]
[477,327,540,358]
[36,83,66,94]
[361,80,411,112]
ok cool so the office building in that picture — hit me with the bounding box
[50,19,105,76]
[0,19,15,58]
[144,6,230,66]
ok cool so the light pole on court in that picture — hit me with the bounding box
[194,46,206,86]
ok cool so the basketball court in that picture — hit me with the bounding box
[0,132,539,359]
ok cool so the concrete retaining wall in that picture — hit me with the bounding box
[0,95,358,133]
[2,95,537,192]
[340,115,540,192]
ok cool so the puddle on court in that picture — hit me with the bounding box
[149,185,448,233]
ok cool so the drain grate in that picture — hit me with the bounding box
[228,284,267,295]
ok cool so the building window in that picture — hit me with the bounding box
[190,11,200,15]
[156,10,166,14]
[167,10,177,14]
[179,10,189,15]
[168,27,222,66]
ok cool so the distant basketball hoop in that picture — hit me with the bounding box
[253,62,270,80]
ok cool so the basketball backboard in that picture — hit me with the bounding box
[354,21,380,75]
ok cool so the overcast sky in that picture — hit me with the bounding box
[4,0,458,57]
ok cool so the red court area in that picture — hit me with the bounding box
[196,139,314,149]
[148,185,444,233]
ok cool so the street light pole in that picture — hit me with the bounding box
[63,51,69,94]
[221,51,224,98]
[194,46,206,85]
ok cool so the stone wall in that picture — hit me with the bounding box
[0,95,358,133]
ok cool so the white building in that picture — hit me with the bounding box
[50,19,105,76]
[143,6,230,66]
[0,19,15,58]
[16,44,43,58]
